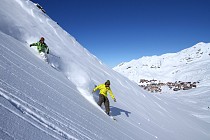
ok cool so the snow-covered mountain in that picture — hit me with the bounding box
[114,42,210,86]
[0,0,210,140]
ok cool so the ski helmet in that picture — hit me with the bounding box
[40,37,45,41]
[105,80,110,85]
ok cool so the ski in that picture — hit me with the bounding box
[110,116,117,121]
[103,111,117,121]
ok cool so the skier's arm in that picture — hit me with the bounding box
[45,43,48,48]
[93,84,103,92]
[46,47,49,54]
[93,85,100,92]
[108,88,115,100]
[30,42,39,47]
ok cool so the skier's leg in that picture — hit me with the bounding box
[104,97,110,115]
[97,94,105,107]
[40,52,48,63]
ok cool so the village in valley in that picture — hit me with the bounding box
[139,79,198,93]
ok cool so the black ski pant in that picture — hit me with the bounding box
[97,94,110,115]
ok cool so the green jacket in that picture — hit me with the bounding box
[93,84,115,99]
[30,42,49,53]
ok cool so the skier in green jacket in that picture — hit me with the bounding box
[30,37,49,62]
[92,80,116,115]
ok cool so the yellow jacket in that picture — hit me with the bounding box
[93,84,115,99]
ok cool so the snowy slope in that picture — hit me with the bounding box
[114,42,210,85]
[0,0,210,140]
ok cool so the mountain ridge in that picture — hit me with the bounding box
[114,42,210,85]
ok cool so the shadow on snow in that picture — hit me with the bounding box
[110,106,131,117]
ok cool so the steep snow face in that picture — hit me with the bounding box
[0,0,210,140]
[0,0,112,94]
[0,31,138,140]
[114,42,210,85]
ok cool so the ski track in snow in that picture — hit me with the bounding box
[0,46,102,139]
[0,126,15,140]
[0,89,78,140]
[0,79,101,140]
[0,42,79,94]
[0,77,124,140]
[0,43,92,139]
[0,73,111,139]
[0,99,61,140]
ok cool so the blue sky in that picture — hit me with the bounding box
[31,0,210,68]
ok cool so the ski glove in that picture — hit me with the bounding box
[113,98,116,102]
[30,44,32,47]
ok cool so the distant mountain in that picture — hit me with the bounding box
[114,42,210,86]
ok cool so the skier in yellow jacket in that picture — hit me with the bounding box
[92,80,116,115]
